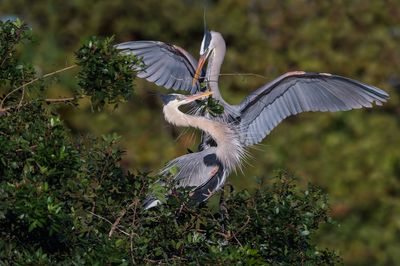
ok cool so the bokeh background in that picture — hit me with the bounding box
[2,0,400,264]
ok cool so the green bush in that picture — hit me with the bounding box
[0,19,341,265]
[75,36,142,110]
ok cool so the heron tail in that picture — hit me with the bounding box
[142,196,161,210]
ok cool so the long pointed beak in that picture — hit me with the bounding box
[185,90,213,102]
[192,54,207,86]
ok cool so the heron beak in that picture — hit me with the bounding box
[192,53,208,86]
[185,90,213,102]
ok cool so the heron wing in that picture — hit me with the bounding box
[189,164,225,203]
[115,41,205,93]
[162,150,217,186]
[238,71,389,146]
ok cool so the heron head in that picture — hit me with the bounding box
[192,31,225,86]
[159,94,181,105]
[160,91,213,106]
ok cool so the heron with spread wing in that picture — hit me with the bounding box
[116,30,389,208]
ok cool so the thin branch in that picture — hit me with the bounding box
[130,199,140,265]
[218,72,270,80]
[109,209,127,238]
[88,211,130,237]
[130,235,136,265]
[16,145,37,153]
[130,199,140,229]
[144,258,159,263]
[17,71,26,109]
[45,97,76,103]
[0,64,77,109]
[0,53,10,68]
[216,215,251,244]
[236,215,251,233]
[1,96,79,113]
[88,210,112,224]
[170,72,270,84]
[17,87,25,108]
[232,233,243,247]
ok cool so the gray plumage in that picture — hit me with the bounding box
[115,41,205,93]
[117,31,389,208]
[161,148,221,188]
[237,71,388,146]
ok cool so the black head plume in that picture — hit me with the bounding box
[201,30,212,55]
[159,94,178,105]
[200,2,211,55]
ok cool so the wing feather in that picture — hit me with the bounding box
[239,72,389,146]
[115,41,205,93]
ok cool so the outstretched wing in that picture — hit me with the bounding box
[238,71,389,146]
[115,41,205,94]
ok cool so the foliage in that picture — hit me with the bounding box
[0,19,35,106]
[75,36,141,110]
[0,18,341,264]
[198,96,225,117]
[0,103,340,264]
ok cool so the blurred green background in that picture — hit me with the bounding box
[1,0,400,264]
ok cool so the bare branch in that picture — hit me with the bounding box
[17,71,26,109]
[130,199,140,265]
[45,97,76,103]
[1,96,79,113]
[109,209,127,238]
[88,211,130,237]
[218,72,270,80]
[0,64,77,109]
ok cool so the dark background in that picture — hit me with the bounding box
[1,0,399,264]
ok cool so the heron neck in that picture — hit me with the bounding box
[163,104,244,172]
[207,46,226,103]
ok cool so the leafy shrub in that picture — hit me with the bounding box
[75,36,142,110]
[0,19,35,108]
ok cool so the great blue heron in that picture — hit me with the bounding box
[117,30,389,147]
[117,30,389,208]
[144,90,233,209]
[145,82,387,208]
